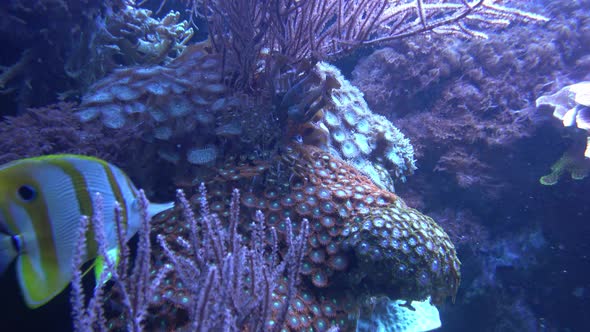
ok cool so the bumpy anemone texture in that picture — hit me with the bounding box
[75,45,230,166]
[105,143,459,331]
[288,62,417,191]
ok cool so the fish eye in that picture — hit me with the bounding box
[17,185,37,202]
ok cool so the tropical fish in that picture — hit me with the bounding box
[0,155,173,308]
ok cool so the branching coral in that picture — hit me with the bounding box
[199,0,547,94]
[64,3,194,83]
[71,186,310,331]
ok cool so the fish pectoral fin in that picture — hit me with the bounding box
[17,255,68,309]
[94,247,120,287]
[0,233,18,275]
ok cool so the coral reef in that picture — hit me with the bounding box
[13,0,547,197]
[351,1,582,197]
[74,49,417,190]
[73,188,310,331]
[64,142,460,331]
[202,0,547,94]
[0,103,131,164]
[286,62,416,189]
[92,143,459,331]
[0,1,559,331]
[75,44,229,165]
[0,0,193,113]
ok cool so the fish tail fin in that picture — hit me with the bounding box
[147,201,174,219]
[0,233,17,274]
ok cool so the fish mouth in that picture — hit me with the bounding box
[0,213,12,236]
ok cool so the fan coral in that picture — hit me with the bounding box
[201,0,547,92]
[74,187,309,331]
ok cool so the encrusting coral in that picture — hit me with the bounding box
[95,143,460,331]
[75,45,418,190]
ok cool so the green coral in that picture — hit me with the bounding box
[540,150,590,185]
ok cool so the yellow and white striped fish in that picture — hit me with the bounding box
[0,155,173,308]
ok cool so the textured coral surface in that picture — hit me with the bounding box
[110,143,460,331]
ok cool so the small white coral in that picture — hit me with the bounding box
[187,146,217,165]
[537,81,590,158]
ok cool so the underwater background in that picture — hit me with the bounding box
[0,0,588,331]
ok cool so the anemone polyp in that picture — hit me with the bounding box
[320,201,336,214]
[311,269,329,288]
[320,216,336,228]
[287,313,301,329]
[309,248,326,264]
[328,254,349,271]
[292,297,307,313]
[300,260,314,275]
